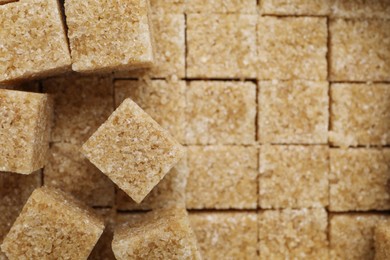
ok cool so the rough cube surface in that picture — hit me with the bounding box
[330,149,390,211]
[186,81,256,145]
[89,209,116,260]
[186,146,258,209]
[150,0,184,13]
[260,0,330,15]
[185,0,257,13]
[115,79,185,143]
[44,143,115,207]
[82,98,185,203]
[375,224,390,260]
[1,187,104,259]
[0,0,71,83]
[112,208,201,260]
[331,0,390,19]
[43,75,113,144]
[330,83,390,147]
[189,212,258,259]
[330,19,390,81]
[330,214,390,260]
[260,145,329,209]
[65,0,154,73]
[257,17,327,80]
[0,89,52,174]
[259,80,328,144]
[187,14,257,78]
[259,209,328,259]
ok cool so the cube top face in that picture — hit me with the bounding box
[0,89,51,174]
[82,98,185,203]
[1,187,104,259]
[65,0,154,73]
[330,83,390,147]
[331,0,390,19]
[0,0,71,83]
[185,0,257,14]
[260,0,330,15]
[330,19,390,82]
[257,17,327,81]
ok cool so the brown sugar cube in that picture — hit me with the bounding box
[185,0,257,13]
[260,0,330,15]
[259,209,328,259]
[189,212,258,259]
[82,98,185,204]
[65,0,154,73]
[260,145,329,209]
[186,146,258,209]
[375,224,390,260]
[187,14,257,78]
[330,214,390,260]
[150,0,185,13]
[115,13,185,78]
[115,79,185,143]
[330,19,390,81]
[44,143,115,207]
[259,80,328,144]
[112,208,202,259]
[330,149,390,212]
[117,155,188,210]
[0,0,71,84]
[331,0,390,19]
[43,75,113,144]
[1,187,104,259]
[186,81,256,145]
[330,83,390,147]
[257,17,327,80]
[0,89,52,174]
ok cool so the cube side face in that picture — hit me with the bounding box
[330,149,390,211]
[257,17,327,81]
[259,209,329,259]
[0,90,50,174]
[186,14,257,78]
[330,83,390,147]
[186,81,256,145]
[375,225,390,260]
[65,0,154,73]
[0,0,71,83]
[186,146,258,209]
[185,0,257,13]
[82,98,185,203]
[258,80,329,144]
[331,0,390,19]
[260,0,330,15]
[1,187,104,259]
[329,19,390,81]
[259,145,329,209]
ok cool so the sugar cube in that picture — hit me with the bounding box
[331,0,390,19]
[260,0,330,15]
[375,224,390,260]
[185,0,257,13]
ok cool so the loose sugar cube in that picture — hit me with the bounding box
[375,224,390,260]
[65,0,154,73]
[117,155,188,210]
[1,187,104,259]
[260,0,330,15]
[330,19,390,81]
[186,81,256,145]
[150,0,184,13]
[331,0,390,19]
[330,83,390,147]
[0,0,71,84]
[330,149,390,211]
[259,209,328,259]
[186,146,258,209]
[330,214,390,260]
[185,0,257,13]
[260,145,329,209]
[89,209,116,260]
[257,17,327,80]
[115,13,185,78]
[259,80,328,144]
[112,208,202,259]
[187,14,257,78]
[189,212,258,259]
[44,143,115,207]
[115,79,185,143]
[43,75,113,144]
[0,89,52,174]
[82,98,185,203]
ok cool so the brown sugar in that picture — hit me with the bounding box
[81,98,185,203]
[0,89,52,174]
[260,0,330,15]
[331,0,390,19]
[185,0,257,13]
[150,0,184,13]
[375,224,390,260]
